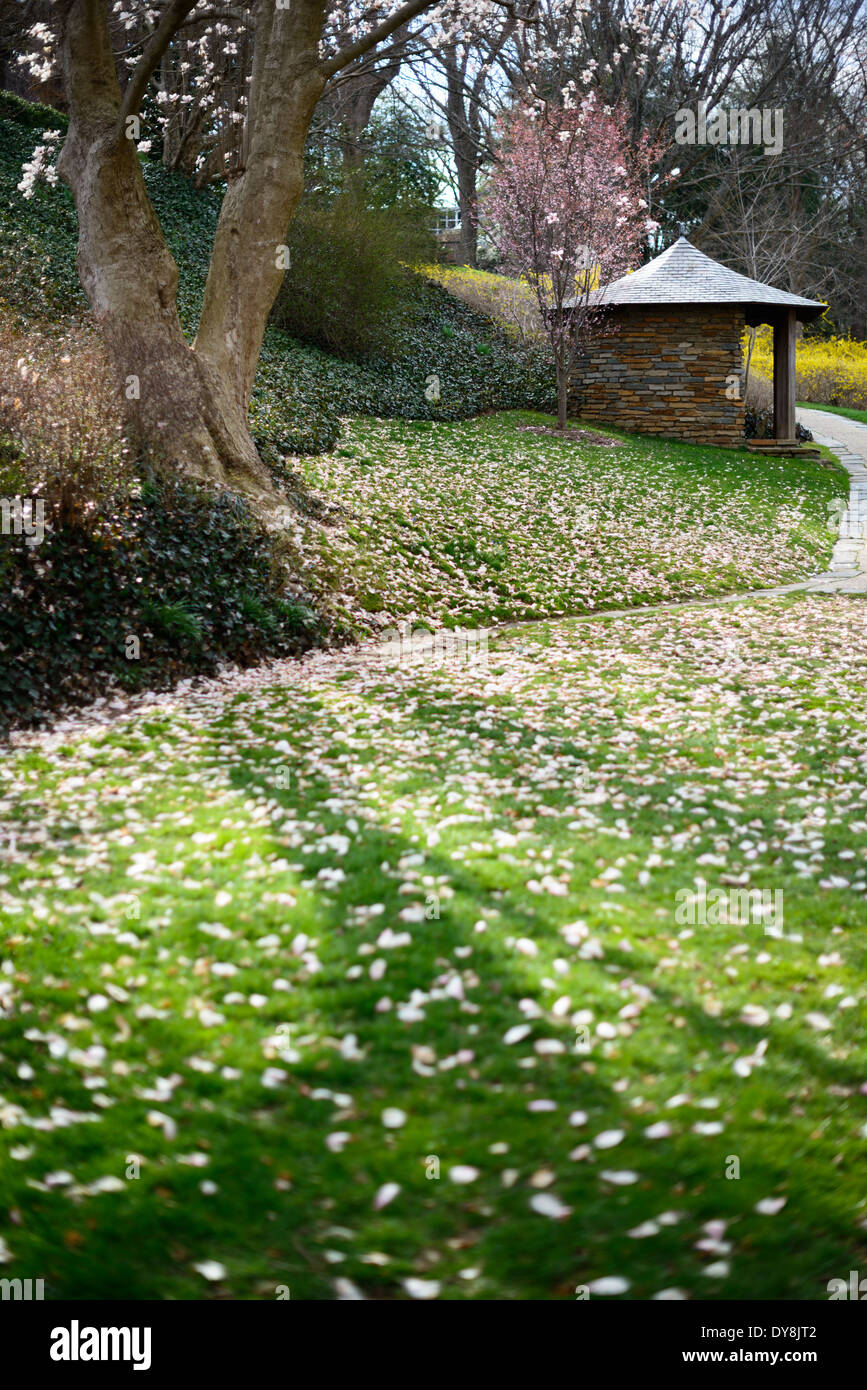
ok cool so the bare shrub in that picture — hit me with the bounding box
[745,370,773,412]
[0,318,130,526]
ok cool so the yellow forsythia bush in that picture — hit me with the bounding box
[421,263,601,341]
[420,263,543,339]
[748,326,867,409]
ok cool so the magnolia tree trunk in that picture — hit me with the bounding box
[55,0,429,496]
[59,125,274,493]
[56,0,327,497]
[194,82,325,408]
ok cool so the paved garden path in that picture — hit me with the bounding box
[797,407,867,457]
[797,407,867,588]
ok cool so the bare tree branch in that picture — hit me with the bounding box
[120,0,200,124]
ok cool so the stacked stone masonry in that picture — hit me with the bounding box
[568,306,747,446]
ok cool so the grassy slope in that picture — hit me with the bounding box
[286,412,846,632]
[1,593,866,1300]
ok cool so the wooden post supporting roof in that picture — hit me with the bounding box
[773,308,797,441]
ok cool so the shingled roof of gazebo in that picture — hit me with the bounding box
[564,237,826,322]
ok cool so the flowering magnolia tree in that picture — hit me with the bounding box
[10,1,511,497]
[484,99,656,429]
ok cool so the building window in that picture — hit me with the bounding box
[433,208,461,234]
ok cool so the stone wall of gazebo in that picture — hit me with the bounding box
[568,306,746,446]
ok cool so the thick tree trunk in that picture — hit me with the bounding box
[454,149,478,269]
[444,52,479,269]
[194,5,328,410]
[57,0,273,494]
[59,134,272,493]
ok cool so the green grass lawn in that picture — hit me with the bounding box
[283,412,847,634]
[2,591,866,1300]
[798,402,867,426]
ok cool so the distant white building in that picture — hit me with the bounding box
[432,207,461,234]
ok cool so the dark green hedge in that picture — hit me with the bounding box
[0,477,321,732]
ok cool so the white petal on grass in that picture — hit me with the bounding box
[535,1039,566,1055]
[805,1013,832,1031]
[334,1278,365,1300]
[529,1192,572,1219]
[448,1165,480,1184]
[146,1111,177,1140]
[588,1276,630,1295]
[703,1219,727,1240]
[381,1108,407,1129]
[593,1129,624,1149]
[755,1196,787,1215]
[529,1168,556,1188]
[403,1278,441,1300]
[326,1132,351,1153]
[740,1005,770,1027]
[373,1182,400,1210]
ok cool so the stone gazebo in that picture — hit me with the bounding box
[567,237,826,449]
